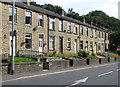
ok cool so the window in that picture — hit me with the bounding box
[98,43,101,50]
[25,11,32,25]
[38,14,43,27]
[98,32,100,38]
[67,38,71,50]
[49,17,55,30]
[74,24,77,34]
[25,33,32,49]
[90,29,93,38]
[59,20,63,31]
[94,30,97,38]
[102,32,103,38]
[9,8,17,22]
[90,42,93,51]
[86,28,88,36]
[67,22,71,33]
[105,33,106,40]
[80,26,83,35]
[49,36,55,50]
[86,41,88,51]
[80,41,83,49]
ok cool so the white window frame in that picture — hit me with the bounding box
[67,38,71,50]
[74,24,77,34]
[80,26,83,35]
[49,17,55,30]
[67,22,71,33]
[94,30,97,38]
[9,7,17,23]
[25,11,32,25]
[90,42,93,51]
[86,41,88,51]
[38,14,43,27]
[90,29,93,37]
[59,20,63,31]
[49,36,55,50]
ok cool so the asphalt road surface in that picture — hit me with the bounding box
[2,63,120,87]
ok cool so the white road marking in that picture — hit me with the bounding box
[2,63,116,83]
[71,77,88,86]
[98,71,113,77]
[66,77,88,87]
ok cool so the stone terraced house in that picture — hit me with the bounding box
[0,0,109,58]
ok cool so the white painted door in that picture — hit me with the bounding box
[95,43,97,54]
[39,37,43,54]
[74,39,77,53]
[10,36,16,56]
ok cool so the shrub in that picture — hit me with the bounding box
[97,52,119,57]
[78,49,89,58]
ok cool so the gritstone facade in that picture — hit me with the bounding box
[0,1,109,58]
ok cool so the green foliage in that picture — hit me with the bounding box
[4,57,37,63]
[78,49,89,58]
[97,52,119,57]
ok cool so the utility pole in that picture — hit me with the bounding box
[11,0,15,75]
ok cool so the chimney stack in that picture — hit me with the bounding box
[23,0,30,5]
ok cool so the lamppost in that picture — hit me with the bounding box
[11,0,15,75]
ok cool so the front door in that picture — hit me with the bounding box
[95,42,97,54]
[39,35,43,54]
[102,43,104,52]
[59,37,63,54]
[10,36,16,56]
[74,39,77,53]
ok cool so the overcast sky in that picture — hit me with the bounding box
[33,0,119,18]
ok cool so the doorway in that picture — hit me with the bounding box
[59,37,63,54]
[39,35,43,54]
[74,39,77,53]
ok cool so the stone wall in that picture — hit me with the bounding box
[2,62,42,75]
[43,59,69,70]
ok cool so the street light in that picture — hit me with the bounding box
[11,0,15,75]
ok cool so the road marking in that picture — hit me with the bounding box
[98,71,113,77]
[117,69,120,71]
[66,77,88,87]
[2,63,116,83]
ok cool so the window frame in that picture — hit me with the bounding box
[90,42,93,51]
[67,38,71,50]
[80,41,83,49]
[49,17,55,30]
[9,7,17,23]
[86,28,88,36]
[25,33,32,49]
[59,19,63,32]
[67,22,71,33]
[80,26,83,35]
[25,11,32,25]
[74,24,77,34]
[90,29,93,38]
[49,36,55,50]
[38,14,43,27]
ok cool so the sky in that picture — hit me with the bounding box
[33,0,119,19]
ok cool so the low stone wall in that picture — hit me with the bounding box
[2,57,119,75]
[43,59,69,70]
[72,59,87,67]
[2,62,42,75]
[89,58,99,65]
[99,58,108,64]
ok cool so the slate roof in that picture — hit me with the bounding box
[0,0,107,32]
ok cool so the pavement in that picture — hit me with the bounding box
[1,62,120,87]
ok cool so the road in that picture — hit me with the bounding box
[2,63,120,87]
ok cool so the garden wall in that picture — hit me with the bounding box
[2,62,42,75]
